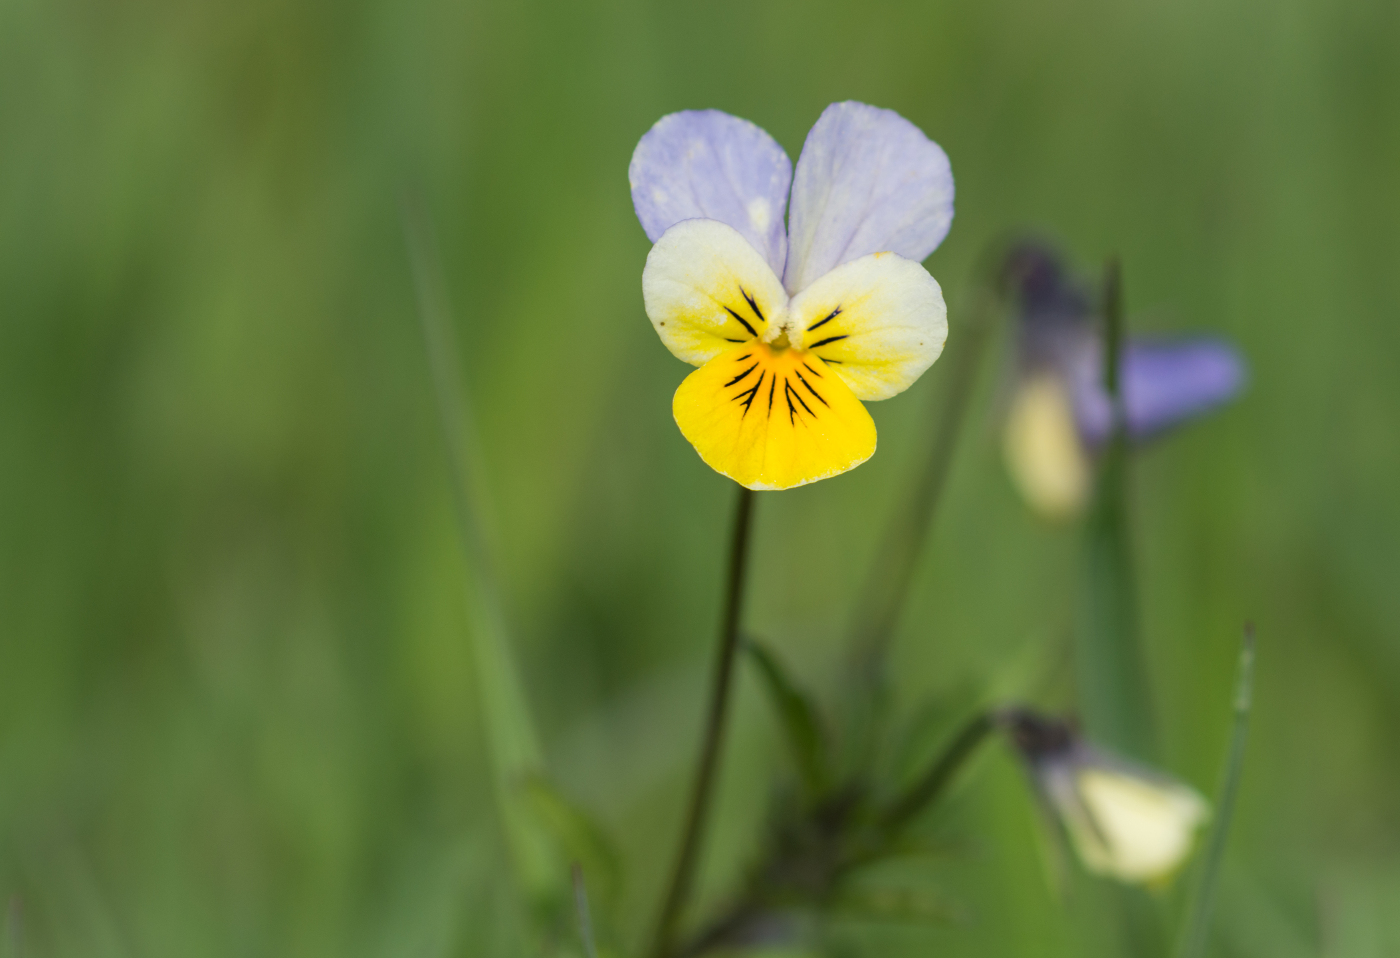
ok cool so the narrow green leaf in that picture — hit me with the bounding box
[1075,259,1156,761]
[1175,625,1257,958]
[403,200,564,920]
[745,637,831,796]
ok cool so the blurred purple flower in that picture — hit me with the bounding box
[1005,242,1247,446]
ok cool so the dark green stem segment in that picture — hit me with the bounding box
[879,710,996,833]
[650,484,757,958]
[1075,258,1156,761]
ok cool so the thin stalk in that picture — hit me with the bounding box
[878,711,996,833]
[845,277,999,718]
[650,485,757,958]
[1075,258,1156,761]
[1175,625,1256,958]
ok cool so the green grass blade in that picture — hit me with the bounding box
[403,199,562,915]
[1175,625,1257,958]
[1075,259,1156,761]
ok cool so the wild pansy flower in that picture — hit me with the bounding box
[1000,243,1246,518]
[630,103,953,490]
[1003,709,1210,885]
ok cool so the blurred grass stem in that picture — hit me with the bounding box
[1075,258,1156,761]
[845,274,999,732]
[573,864,600,958]
[1175,625,1256,958]
[403,199,560,906]
[650,484,757,958]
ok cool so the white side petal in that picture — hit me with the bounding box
[783,101,954,295]
[642,219,788,366]
[787,252,946,401]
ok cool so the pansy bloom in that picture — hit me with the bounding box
[1003,709,1210,885]
[1000,243,1246,518]
[630,103,953,490]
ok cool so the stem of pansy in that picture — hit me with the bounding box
[650,484,757,958]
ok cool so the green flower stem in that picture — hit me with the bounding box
[878,710,996,833]
[650,484,758,958]
[1175,625,1257,958]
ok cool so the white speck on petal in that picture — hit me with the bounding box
[747,198,771,233]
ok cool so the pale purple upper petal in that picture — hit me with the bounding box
[783,102,954,294]
[1073,338,1247,444]
[629,110,792,276]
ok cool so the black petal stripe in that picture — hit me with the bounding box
[725,363,758,387]
[807,307,842,332]
[740,287,766,323]
[735,372,764,418]
[819,357,844,364]
[785,381,799,425]
[794,369,828,407]
[767,376,776,416]
[802,361,823,378]
[786,379,815,418]
[723,305,758,338]
[725,338,746,343]
[808,334,849,349]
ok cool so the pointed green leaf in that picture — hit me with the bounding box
[745,637,831,796]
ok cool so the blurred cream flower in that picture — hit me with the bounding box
[1004,709,1209,885]
[1002,373,1090,519]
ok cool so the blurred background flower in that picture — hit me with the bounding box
[1001,242,1246,518]
[1,0,1398,955]
[1003,709,1209,885]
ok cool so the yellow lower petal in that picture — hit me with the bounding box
[673,342,876,490]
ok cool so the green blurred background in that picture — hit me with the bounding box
[3,0,1398,954]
